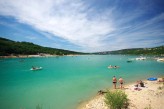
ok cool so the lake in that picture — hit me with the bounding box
[0,55,163,109]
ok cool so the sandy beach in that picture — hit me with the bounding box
[78,78,164,109]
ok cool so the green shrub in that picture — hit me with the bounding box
[105,90,128,109]
[144,104,152,109]
[36,104,42,109]
[158,86,162,90]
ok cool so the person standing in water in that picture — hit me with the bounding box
[119,77,124,89]
[112,76,117,89]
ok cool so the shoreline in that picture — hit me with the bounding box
[78,77,164,109]
[0,54,80,59]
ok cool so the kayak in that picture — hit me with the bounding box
[147,77,157,81]
[30,67,42,71]
[127,60,132,63]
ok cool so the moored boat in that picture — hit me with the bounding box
[157,58,164,62]
[108,65,119,69]
[127,60,132,63]
[136,57,146,60]
[30,67,42,71]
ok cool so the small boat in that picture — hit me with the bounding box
[30,67,42,71]
[108,65,119,69]
[157,58,164,62]
[147,77,157,81]
[136,57,146,60]
[127,60,132,63]
[108,65,113,69]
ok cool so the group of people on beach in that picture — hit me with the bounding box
[133,80,145,91]
[112,76,124,89]
[135,80,145,87]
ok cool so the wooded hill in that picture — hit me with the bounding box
[95,46,164,55]
[0,37,83,56]
[1,37,163,56]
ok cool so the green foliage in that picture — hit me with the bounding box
[144,104,153,109]
[158,85,164,90]
[105,90,128,109]
[36,104,42,109]
[158,86,162,90]
[0,37,84,56]
[95,46,164,55]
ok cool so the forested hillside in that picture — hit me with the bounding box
[1,37,163,56]
[95,46,164,55]
[0,37,83,56]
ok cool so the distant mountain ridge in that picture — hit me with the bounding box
[94,46,164,55]
[0,37,83,56]
[0,37,164,56]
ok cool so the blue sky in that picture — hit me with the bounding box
[0,0,164,52]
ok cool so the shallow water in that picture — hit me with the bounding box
[0,55,163,109]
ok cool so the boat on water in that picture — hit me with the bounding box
[108,65,120,69]
[30,67,42,71]
[127,60,132,63]
[136,57,146,60]
[157,58,164,62]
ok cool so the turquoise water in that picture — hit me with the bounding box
[0,55,163,109]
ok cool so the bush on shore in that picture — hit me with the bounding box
[105,90,128,109]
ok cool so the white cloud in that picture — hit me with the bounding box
[0,0,163,52]
[0,0,115,52]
